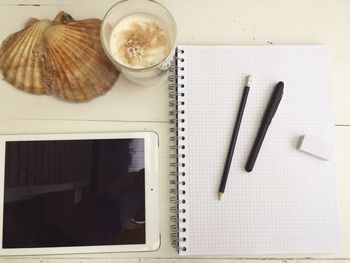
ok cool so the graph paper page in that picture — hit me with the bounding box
[176,45,340,255]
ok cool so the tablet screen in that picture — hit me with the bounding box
[2,138,145,248]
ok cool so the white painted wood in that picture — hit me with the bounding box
[0,0,349,124]
[164,0,350,125]
[1,259,350,263]
[0,120,349,262]
[0,0,169,123]
[0,0,350,262]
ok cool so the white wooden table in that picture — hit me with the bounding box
[0,0,349,262]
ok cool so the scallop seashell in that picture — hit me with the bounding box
[0,19,51,94]
[0,11,119,102]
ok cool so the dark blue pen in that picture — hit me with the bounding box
[245,81,284,172]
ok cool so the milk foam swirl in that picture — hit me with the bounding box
[110,14,171,69]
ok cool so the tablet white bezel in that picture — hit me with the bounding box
[0,131,160,255]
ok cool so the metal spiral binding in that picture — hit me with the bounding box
[169,48,187,252]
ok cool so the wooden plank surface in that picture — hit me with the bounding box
[0,0,349,124]
[0,0,349,262]
[0,0,169,123]
[0,119,348,263]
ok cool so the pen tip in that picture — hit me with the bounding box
[218,192,223,201]
[245,75,252,87]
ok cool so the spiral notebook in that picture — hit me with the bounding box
[169,45,340,255]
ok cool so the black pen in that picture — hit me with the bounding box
[218,75,251,201]
[245,81,284,172]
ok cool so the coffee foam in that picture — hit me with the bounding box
[110,14,171,69]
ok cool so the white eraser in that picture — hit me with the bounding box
[297,135,333,161]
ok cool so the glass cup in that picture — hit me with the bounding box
[101,0,177,86]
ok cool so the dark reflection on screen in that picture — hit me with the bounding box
[2,138,145,248]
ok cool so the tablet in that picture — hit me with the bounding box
[0,132,159,255]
